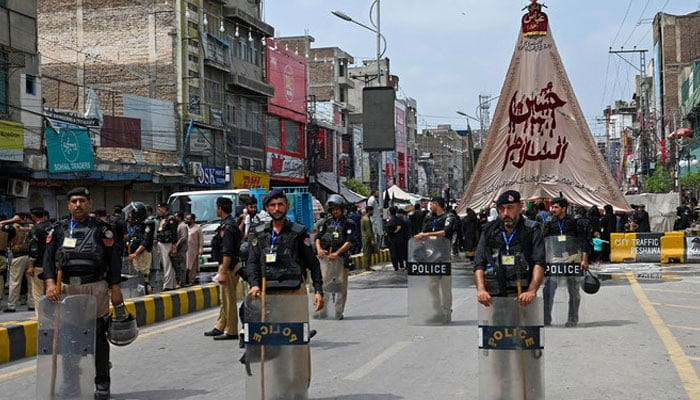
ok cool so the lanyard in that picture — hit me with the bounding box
[127,225,135,236]
[432,217,441,232]
[333,219,342,231]
[69,218,79,238]
[270,230,279,250]
[502,229,518,255]
[557,218,565,236]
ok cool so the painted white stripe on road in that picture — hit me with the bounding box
[650,302,700,311]
[344,340,411,381]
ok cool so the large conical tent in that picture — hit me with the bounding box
[457,2,630,214]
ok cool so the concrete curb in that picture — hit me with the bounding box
[350,248,391,270]
[0,284,221,365]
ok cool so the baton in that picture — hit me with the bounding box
[260,276,267,400]
[49,269,63,400]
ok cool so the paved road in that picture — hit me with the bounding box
[1,259,699,399]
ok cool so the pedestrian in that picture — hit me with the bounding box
[2,212,34,312]
[634,204,650,232]
[240,196,258,239]
[536,201,550,224]
[107,205,127,256]
[587,205,601,236]
[173,212,188,288]
[43,187,124,400]
[155,203,178,291]
[478,207,489,225]
[674,206,691,231]
[397,208,410,269]
[0,213,12,305]
[367,190,384,248]
[185,213,203,286]
[27,208,51,314]
[462,208,481,259]
[542,198,589,327]
[600,205,616,262]
[414,196,457,322]
[361,206,377,270]
[591,232,607,268]
[315,194,355,319]
[386,206,406,271]
[408,200,427,236]
[449,208,463,255]
[347,205,363,255]
[204,197,243,340]
[125,202,155,294]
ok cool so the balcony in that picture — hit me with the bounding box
[338,75,355,89]
[223,7,274,37]
[203,34,231,72]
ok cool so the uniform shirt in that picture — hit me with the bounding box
[128,221,155,253]
[474,218,546,274]
[317,216,355,251]
[28,220,52,268]
[421,212,457,240]
[43,217,121,285]
[157,215,178,243]
[247,219,323,294]
[543,214,589,254]
[218,215,242,261]
[0,224,16,252]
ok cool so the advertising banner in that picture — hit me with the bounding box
[233,169,270,190]
[267,152,304,181]
[266,38,307,119]
[0,120,24,162]
[45,127,95,173]
[194,165,226,188]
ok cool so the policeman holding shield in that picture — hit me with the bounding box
[542,197,589,327]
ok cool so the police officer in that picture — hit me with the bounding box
[414,196,457,322]
[542,197,589,327]
[247,189,324,310]
[125,202,155,294]
[474,190,545,307]
[204,197,243,340]
[155,203,178,291]
[315,194,355,320]
[0,215,16,307]
[43,187,123,400]
[3,212,34,312]
[27,208,51,313]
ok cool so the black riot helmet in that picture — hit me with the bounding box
[583,270,601,294]
[325,194,346,212]
[123,202,148,222]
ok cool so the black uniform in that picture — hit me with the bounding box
[247,219,323,294]
[421,212,458,239]
[474,218,546,297]
[316,216,355,262]
[43,217,121,390]
[211,215,242,267]
[386,215,407,270]
[127,219,155,255]
[28,220,53,269]
[156,215,178,243]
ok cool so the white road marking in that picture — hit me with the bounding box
[344,340,412,381]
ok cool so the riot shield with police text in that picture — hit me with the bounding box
[407,237,452,325]
[244,292,310,400]
[478,297,544,400]
[542,235,587,327]
[314,256,346,320]
[36,295,96,400]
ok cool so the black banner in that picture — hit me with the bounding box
[479,325,544,350]
[544,263,583,277]
[407,262,451,276]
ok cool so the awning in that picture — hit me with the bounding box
[317,172,366,203]
[386,184,422,203]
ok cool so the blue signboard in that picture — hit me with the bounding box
[195,165,226,187]
[45,128,95,173]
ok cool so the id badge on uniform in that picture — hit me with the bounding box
[63,238,78,248]
[557,235,567,242]
[501,255,515,266]
[332,232,340,239]
[265,252,277,264]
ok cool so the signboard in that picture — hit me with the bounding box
[194,165,226,187]
[189,126,212,156]
[266,38,308,118]
[407,262,451,276]
[363,87,396,151]
[685,236,700,263]
[267,152,304,181]
[233,169,270,190]
[45,127,95,173]
[0,120,24,161]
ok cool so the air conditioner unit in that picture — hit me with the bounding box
[7,179,29,198]
[188,162,203,179]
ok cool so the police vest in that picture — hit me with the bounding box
[28,221,52,262]
[319,217,350,251]
[56,219,107,274]
[253,222,306,290]
[128,221,154,253]
[482,219,539,296]
[11,223,33,254]
[211,218,238,264]
[156,216,177,243]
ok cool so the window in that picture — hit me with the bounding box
[25,75,36,95]
[188,54,199,64]
[188,21,199,32]
[339,60,345,77]
[226,103,236,125]
[239,38,248,61]
[251,39,259,66]
[0,50,7,114]
[242,158,251,170]
[204,78,222,105]
[339,87,346,103]
[0,0,5,7]
[188,38,200,48]
[253,159,263,171]
[267,115,281,149]
[188,69,200,79]
[285,120,301,154]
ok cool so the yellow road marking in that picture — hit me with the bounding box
[646,288,700,296]
[690,356,700,362]
[627,273,700,399]
[0,310,218,383]
[669,325,700,333]
[651,303,700,311]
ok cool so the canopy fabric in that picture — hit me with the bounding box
[317,172,366,204]
[386,184,421,203]
[625,193,679,232]
[457,9,630,216]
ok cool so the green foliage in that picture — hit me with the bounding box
[680,171,700,194]
[344,178,370,197]
[644,167,674,193]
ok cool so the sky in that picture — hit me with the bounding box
[264,0,699,139]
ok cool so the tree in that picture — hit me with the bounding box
[680,171,700,198]
[644,167,674,193]
[344,178,370,197]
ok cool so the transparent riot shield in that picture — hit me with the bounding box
[314,257,345,320]
[407,237,452,325]
[542,235,586,327]
[120,274,145,299]
[478,297,544,400]
[37,295,96,400]
[244,292,310,400]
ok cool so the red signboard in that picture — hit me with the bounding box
[266,38,307,120]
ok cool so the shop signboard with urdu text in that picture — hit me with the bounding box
[0,120,24,162]
[45,127,95,173]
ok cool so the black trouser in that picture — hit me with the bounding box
[543,277,581,324]
[95,316,110,387]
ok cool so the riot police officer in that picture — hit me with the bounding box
[155,203,178,291]
[204,197,243,340]
[43,187,123,400]
[415,196,457,322]
[315,194,355,320]
[542,197,589,327]
[124,202,155,294]
[27,208,51,313]
[474,190,545,306]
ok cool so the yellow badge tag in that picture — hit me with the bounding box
[332,232,340,239]
[63,238,78,248]
[558,235,567,242]
[501,255,515,265]
[265,253,277,263]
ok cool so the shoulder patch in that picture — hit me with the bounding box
[145,226,151,233]
[304,237,311,247]
[46,229,54,244]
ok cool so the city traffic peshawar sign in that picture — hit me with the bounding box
[457,2,630,214]
[45,127,95,173]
